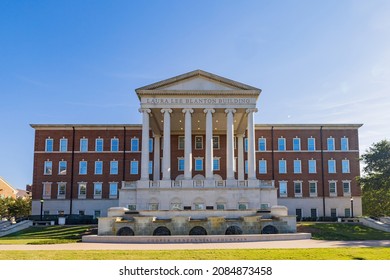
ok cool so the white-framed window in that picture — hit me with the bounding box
[330,208,337,218]
[345,208,351,217]
[279,159,287,174]
[294,181,302,197]
[110,160,118,175]
[308,137,316,151]
[42,182,52,199]
[293,138,301,151]
[279,181,287,197]
[44,161,52,175]
[178,136,185,150]
[195,136,203,149]
[130,138,139,152]
[57,182,66,199]
[329,181,337,196]
[296,208,302,220]
[80,138,88,152]
[309,181,317,197]
[111,138,119,152]
[343,181,351,195]
[95,138,103,152]
[149,203,159,210]
[178,158,185,171]
[93,182,102,199]
[213,157,220,171]
[149,138,153,153]
[278,137,286,151]
[78,182,87,199]
[79,160,87,175]
[194,203,205,210]
[109,182,118,198]
[341,137,349,151]
[45,138,53,152]
[258,138,266,151]
[59,138,68,152]
[327,137,335,151]
[216,204,225,210]
[213,136,220,149]
[259,159,267,174]
[149,160,153,174]
[308,159,317,174]
[128,204,137,211]
[238,203,248,210]
[310,208,318,219]
[293,159,302,174]
[94,210,101,218]
[342,159,350,173]
[328,159,336,173]
[130,161,139,174]
[95,160,103,175]
[195,158,203,171]
[59,160,67,175]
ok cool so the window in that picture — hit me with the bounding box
[45,138,53,152]
[178,158,185,171]
[149,138,153,153]
[94,182,102,199]
[345,208,351,217]
[128,204,137,211]
[279,160,287,174]
[95,138,103,152]
[309,181,317,196]
[343,181,351,194]
[79,161,87,175]
[80,138,88,152]
[94,210,101,219]
[149,203,159,210]
[245,160,248,174]
[95,161,103,175]
[216,204,225,210]
[195,158,203,171]
[195,136,203,149]
[328,160,336,173]
[78,182,87,199]
[59,161,67,175]
[293,138,301,151]
[308,160,317,174]
[109,182,118,198]
[330,208,337,218]
[329,181,337,196]
[278,138,286,151]
[244,138,248,152]
[327,137,335,151]
[110,161,118,175]
[238,203,248,210]
[79,210,85,216]
[111,138,119,152]
[342,159,350,173]
[130,161,139,174]
[279,181,287,197]
[213,136,220,149]
[308,138,316,151]
[213,158,220,171]
[57,183,66,198]
[258,138,266,151]
[259,159,267,174]
[341,137,349,151]
[311,208,317,219]
[59,138,68,152]
[178,136,185,150]
[294,181,302,197]
[130,138,139,152]
[149,161,153,174]
[296,209,302,221]
[44,161,52,175]
[194,203,205,210]
[42,182,52,199]
[293,159,301,174]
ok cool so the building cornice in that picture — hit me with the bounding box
[30,124,142,130]
[255,124,363,130]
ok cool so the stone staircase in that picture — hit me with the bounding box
[0,220,33,237]
[361,217,390,233]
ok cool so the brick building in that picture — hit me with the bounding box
[31,70,362,221]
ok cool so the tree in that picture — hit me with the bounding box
[359,139,390,217]
[0,196,31,221]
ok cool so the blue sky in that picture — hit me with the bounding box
[1,0,389,189]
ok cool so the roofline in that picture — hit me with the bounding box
[255,124,363,129]
[30,124,142,129]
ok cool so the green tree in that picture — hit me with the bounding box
[0,196,31,221]
[359,139,390,217]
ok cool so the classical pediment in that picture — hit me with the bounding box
[135,69,261,94]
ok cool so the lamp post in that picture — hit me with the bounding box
[40,199,44,221]
[350,197,354,218]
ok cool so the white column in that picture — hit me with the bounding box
[246,108,258,180]
[225,109,236,180]
[139,108,151,181]
[161,109,172,181]
[153,134,160,182]
[237,134,244,181]
[204,109,215,180]
[182,108,194,180]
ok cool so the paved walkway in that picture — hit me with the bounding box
[1,239,390,250]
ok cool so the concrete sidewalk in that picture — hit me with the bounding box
[1,239,390,250]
